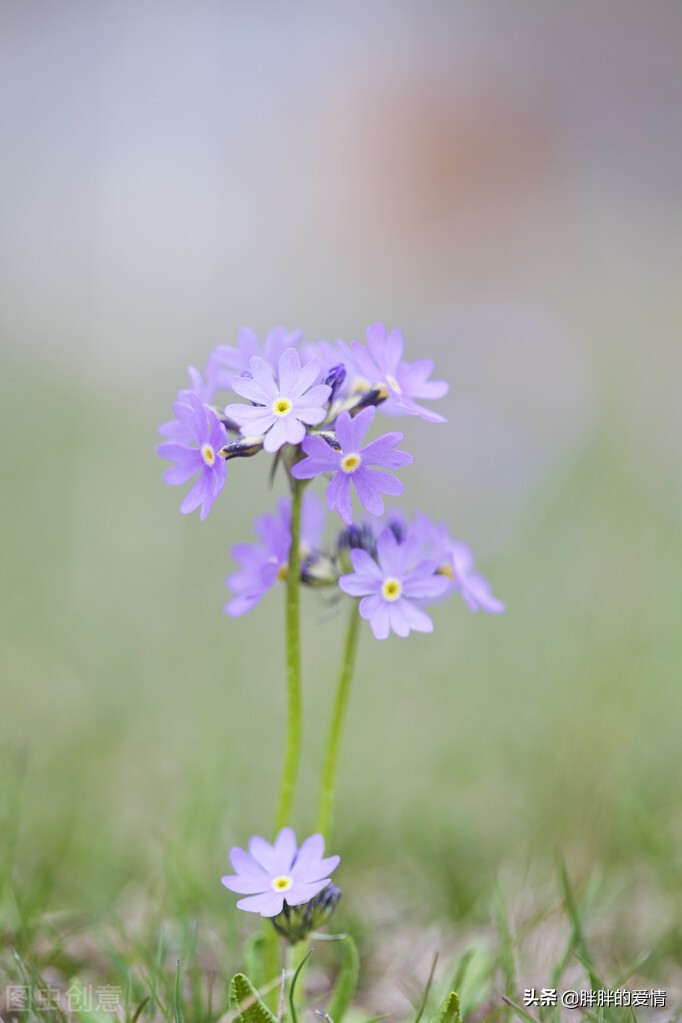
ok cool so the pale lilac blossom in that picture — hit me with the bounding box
[225,493,325,616]
[157,391,228,520]
[226,348,331,453]
[351,322,449,422]
[292,407,412,525]
[339,527,450,639]
[221,827,340,917]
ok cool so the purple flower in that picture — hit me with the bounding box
[221,827,340,917]
[157,391,228,520]
[210,327,302,389]
[225,493,325,616]
[388,512,506,615]
[158,363,218,442]
[442,539,506,614]
[292,407,412,525]
[225,348,331,453]
[339,527,450,639]
[351,322,449,423]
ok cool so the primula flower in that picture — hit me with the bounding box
[226,348,331,453]
[292,407,412,525]
[158,362,218,442]
[209,326,302,388]
[157,391,228,520]
[406,514,505,614]
[339,527,450,639]
[225,493,325,616]
[351,322,449,423]
[221,827,340,917]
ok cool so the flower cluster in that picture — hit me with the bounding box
[159,322,505,938]
[158,322,503,637]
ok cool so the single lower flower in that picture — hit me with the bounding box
[221,827,340,917]
[291,407,412,524]
[225,347,331,452]
[157,391,228,520]
[351,322,449,423]
[339,526,450,639]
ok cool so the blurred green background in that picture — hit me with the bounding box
[1,0,681,975]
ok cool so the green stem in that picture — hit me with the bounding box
[275,478,304,832]
[316,604,360,840]
[265,480,304,1009]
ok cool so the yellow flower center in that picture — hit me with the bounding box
[273,397,293,417]
[382,577,402,602]
[386,373,401,394]
[340,452,361,474]
[349,375,371,395]
[201,443,215,466]
[272,875,294,892]
[438,562,454,580]
[276,563,288,582]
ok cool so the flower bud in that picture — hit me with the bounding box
[271,885,342,944]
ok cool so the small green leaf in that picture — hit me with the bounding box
[229,973,278,1023]
[289,949,313,1023]
[328,935,360,1023]
[429,992,461,1023]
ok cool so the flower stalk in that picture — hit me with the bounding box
[276,477,304,832]
[317,604,361,841]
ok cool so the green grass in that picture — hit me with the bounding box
[1,361,681,1019]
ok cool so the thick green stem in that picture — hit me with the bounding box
[316,605,360,840]
[275,478,304,832]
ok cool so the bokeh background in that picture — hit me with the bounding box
[2,0,682,990]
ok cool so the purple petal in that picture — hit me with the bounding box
[291,855,340,884]
[327,472,353,524]
[249,356,279,401]
[221,874,270,895]
[272,827,297,873]
[352,469,385,517]
[350,340,379,382]
[291,833,324,873]
[384,328,404,370]
[291,458,336,480]
[230,374,274,405]
[402,573,451,600]
[390,599,434,635]
[229,846,267,877]
[365,323,387,368]
[290,359,324,400]
[225,403,276,436]
[236,891,285,917]
[163,461,199,486]
[358,467,403,499]
[285,878,332,906]
[360,595,390,639]
[248,834,277,872]
[180,472,212,516]
[301,492,326,549]
[349,548,383,579]
[263,417,291,452]
[277,347,303,395]
[282,416,307,446]
[375,528,402,575]
[339,570,377,598]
